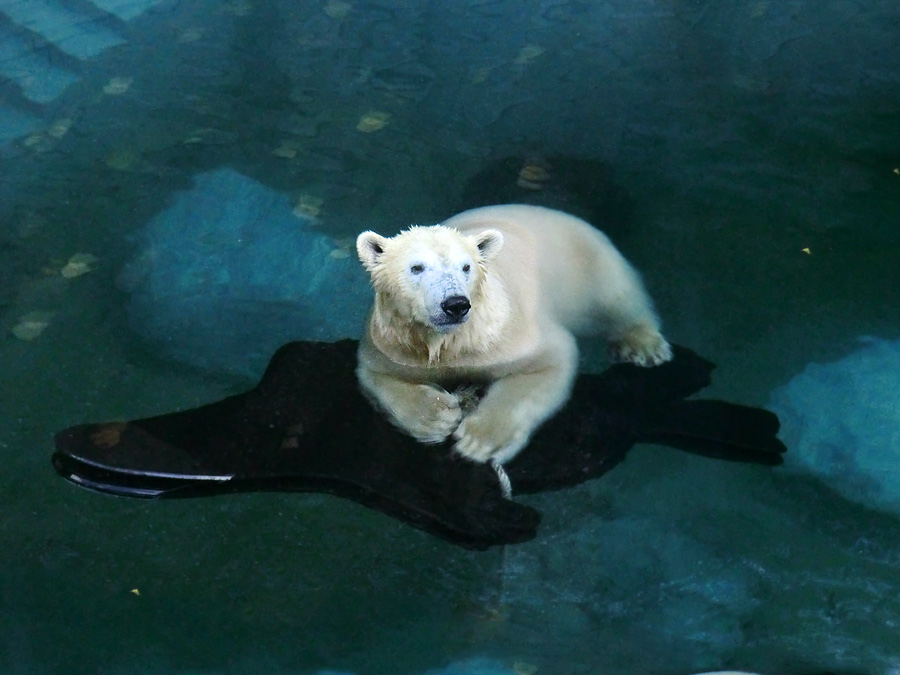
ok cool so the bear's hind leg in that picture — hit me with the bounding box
[589,261,672,367]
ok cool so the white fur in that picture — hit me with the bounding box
[356,204,672,464]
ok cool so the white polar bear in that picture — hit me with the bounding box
[355,204,672,465]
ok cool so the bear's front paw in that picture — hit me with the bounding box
[392,385,462,444]
[609,326,673,367]
[452,411,531,465]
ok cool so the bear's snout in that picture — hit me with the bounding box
[440,295,471,322]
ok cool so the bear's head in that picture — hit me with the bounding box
[356,225,504,334]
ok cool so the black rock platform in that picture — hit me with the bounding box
[52,340,785,550]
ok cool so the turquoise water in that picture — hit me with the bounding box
[2,1,900,673]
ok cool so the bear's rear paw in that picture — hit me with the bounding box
[609,326,673,367]
[392,385,462,444]
[452,412,531,464]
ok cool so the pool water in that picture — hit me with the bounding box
[2,1,900,673]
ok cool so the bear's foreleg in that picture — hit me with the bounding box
[452,329,579,465]
[358,367,463,443]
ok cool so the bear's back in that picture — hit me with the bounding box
[442,204,636,333]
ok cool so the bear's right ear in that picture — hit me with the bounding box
[472,229,504,263]
[356,231,389,271]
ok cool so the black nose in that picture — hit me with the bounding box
[441,295,470,321]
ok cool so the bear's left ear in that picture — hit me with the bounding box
[471,229,504,263]
[356,231,389,271]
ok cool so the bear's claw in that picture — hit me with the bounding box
[609,329,673,368]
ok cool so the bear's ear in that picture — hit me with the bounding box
[356,231,389,271]
[471,229,504,263]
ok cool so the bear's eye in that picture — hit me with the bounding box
[410,264,425,275]
[462,264,471,273]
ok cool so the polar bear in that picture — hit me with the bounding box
[356,204,672,465]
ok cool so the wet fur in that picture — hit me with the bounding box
[356,204,672,464]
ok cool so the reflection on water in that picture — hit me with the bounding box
[1,0,899,673]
